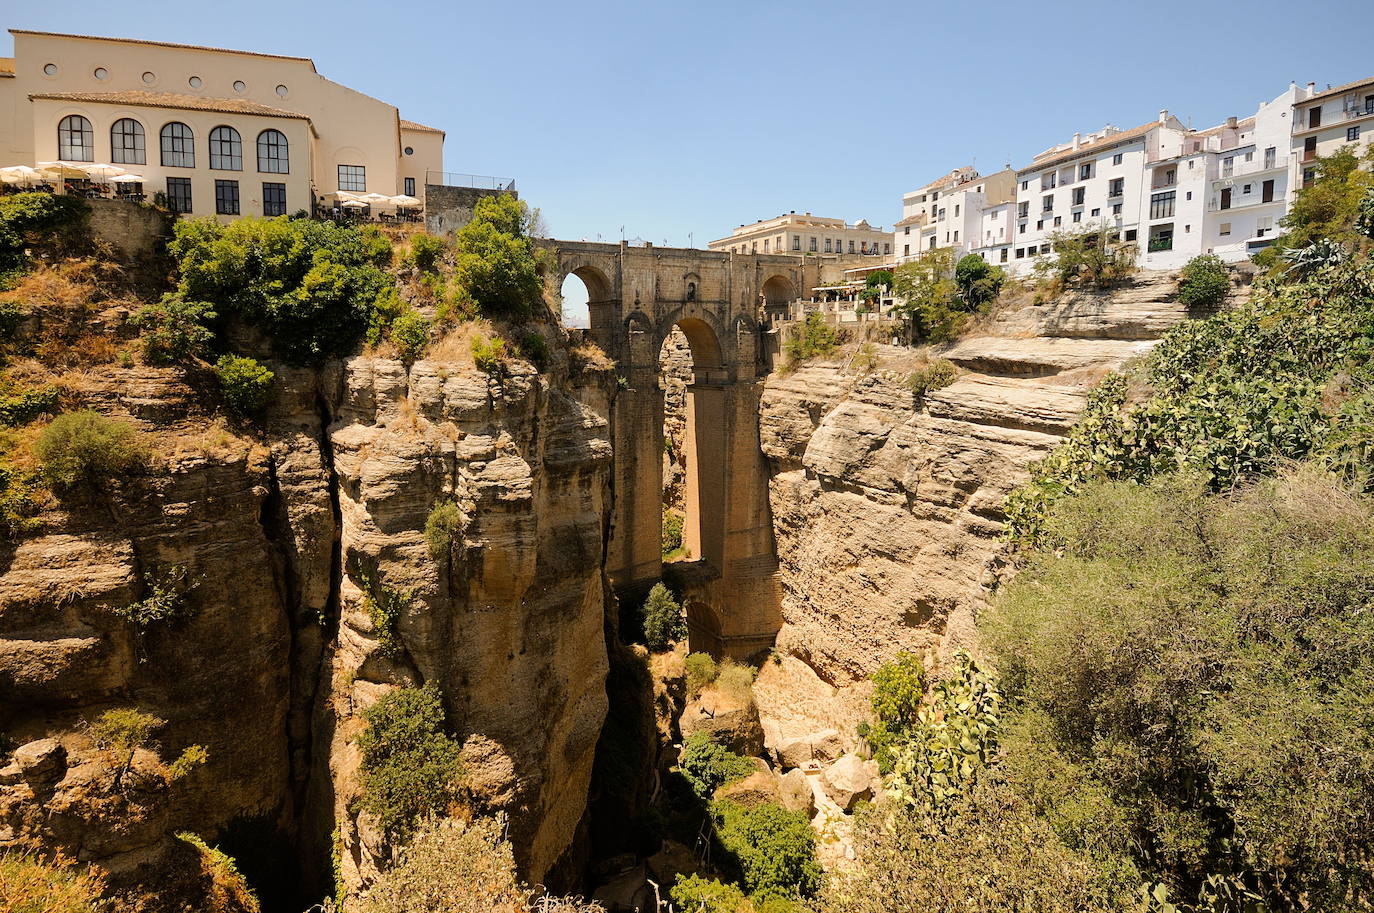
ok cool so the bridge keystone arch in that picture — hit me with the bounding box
[542,240,822,658]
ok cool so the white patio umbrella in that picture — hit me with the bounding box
[0,165,42,185]
[339,200,368,209]
[332,190,364,202]
[111,173,145,183]
[35,161,89,179]
[389,194,421,207]
[361,192,391,206]
[82,163,127,181]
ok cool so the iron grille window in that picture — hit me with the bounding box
[1150,191,1176,220]
[58,115,94,162]
[161,122,195,168]
[337,164,366,192]
[263,182,286,216]
[256,130,289,173]
[215,180,240,215]
[209,126,243,170]
[166,177,192,213]
[110,118,145,165]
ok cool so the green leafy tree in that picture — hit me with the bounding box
[641,582,685,651]
[213,355,275,415]
[424,499,463,560]
[1175,254,1230,309]
[453,195,544,321]
[857,652,926,773]
[130,293,217,364]
[387,308,430,361]
[953,254,1005,308]
[1268,145,1374,262]
[676,732,754,799]
[356,683,464,842]
[864,270,893,290]
[891,248,963,342]
[713,800,820,899]
[1034,226,1136,288]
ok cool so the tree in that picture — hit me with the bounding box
[1175,254,1230,308]
[642,582,685,651]
[356,684,464,842]
[953,254,1004,308]
[890,248,962,343]
[130,293,217,364]
[453,195,544,321]
[1269,145,1374,262]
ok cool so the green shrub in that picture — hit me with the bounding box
[356,683,464,842]
[353,564,412,659]
[641,582,685,652]
[783,313,837,364]
[36,410,146,488]
[1176,254,1230,309]
[168,217,395,364]
[662,508,684,558]
[685,652,719,696]
[891,248,967,343]
[864,270,893,290]
[130,293,217,364]
[471,334,507,375]
[116,564,196,636]
[857,651,926,773]
[714,660,756,707]
[92,707,163,789]
[166,744,209,781]
[518,330,549,371]
[0,850,106,913]
[213,355,274,415]
[906,359,958,398]
[424,499,463,561]
[453,195,543,321]
[388,308,430,361]
[406,232,447,273]
[175,832,261,913]
[0,380,59,427]
[0,193,88,273]
[0,463,42,539]
[670,874,751,913]
[954,254,1005,308]
[713,800,820,899]
[677,732,754,800]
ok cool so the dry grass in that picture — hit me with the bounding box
[569,335,614,372]
[0,848,106,913]
[714,659,757,708]
[428,317,498,370]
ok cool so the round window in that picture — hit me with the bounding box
[188,75,202,88]
[93,67,108,80]
[43,63,58,76]
[404,146,414,156]
[233,80,247,93]
[275,84,288,97]
[142,71,156,84]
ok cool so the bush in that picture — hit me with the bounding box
[471,334,507,374]
[356,683,464,842]
[407,232,447,273]
[671,874,751,913]
[954,254,1004,308]
[168,217,395,364]
[677,732,754,800]
[92,707,164,789]
[424,499,463,561]
[116,564,195,633]
[0,192,88,273]
[175,832,260,913]
[130,293,217,364]
[685,652,719,697]
[1176,254,1230,309]
[714,660,756,707]
[213,355,274,415]
[783,313,838,364]
[641,582,685,652]
[388,308,430,361]
[713,800,820,899]
[166,744,209,781]
[0,379,59,427]
[36,411,146,488]
[453,195,543,321]
[662,509,684,558]
[518,331,549,371]
[857,652,926,773]
[1033,228,1136,288]
[0,850,106,913]
[906,359,958,398]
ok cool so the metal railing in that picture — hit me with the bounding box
[424,171,516,191]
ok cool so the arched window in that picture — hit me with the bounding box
[160,122,195,167]
[110,118,145,165]
[208,125,242,171]
[256,129,288,173]
[58,115,94,162]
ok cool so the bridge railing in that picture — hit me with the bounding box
[424,171,516,191]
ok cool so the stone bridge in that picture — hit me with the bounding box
[539,240,825,658]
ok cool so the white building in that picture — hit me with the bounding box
[893,165,977,263]
[1291,76,1374,192]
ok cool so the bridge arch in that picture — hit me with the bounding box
[761,273,796,307]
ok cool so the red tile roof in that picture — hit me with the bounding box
[29,90,309,120]
[1021,121,1159,173]
[1301,75,1374,105]
[400,119,444,135]
[10,30,316,70]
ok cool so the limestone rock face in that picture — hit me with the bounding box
[678,687,764,758]
[761,272,1229,697]
[714,769,781,808]
[821,754,879,812]
[778,768,816,816]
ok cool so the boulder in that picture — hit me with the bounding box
[14,739,66,787]
[779,768,816,817]
[822,753,879,812]
[647,839,702,886]
[774,734,814,770]
[679,693,764,758]
[715,770,781,809]
[811,729,845,763]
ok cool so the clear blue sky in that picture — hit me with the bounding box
[6,0,1369,245]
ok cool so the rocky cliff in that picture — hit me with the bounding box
[0,333,615,905]
[757,273,1242,707]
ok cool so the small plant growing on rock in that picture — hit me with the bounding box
[130,293,217,364]
[175,832,261,913]
[353,564,412,659]
[661,509,685,559]
[641,582,685,652]
[471,334,507,375]
[406,232,447,274]
[92,707,164,790]
[213,355,275,415]
[424,499,463,561]
[519,331,549,371]
[116,565,197,659]
[356,683,464,842]
[36,410,147,488]
[714,659,756,707]
[166,743,209,782]
[1177,254,1230,309]
[676,731,754,800]
[907,358,959,398]
[388,308,430,362]
[0,849,106,913]
[685,652,719,697]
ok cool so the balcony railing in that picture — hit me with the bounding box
[425,171,516,191]
[1148,237,1173,252]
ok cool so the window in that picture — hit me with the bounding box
[1018,201,1029,218]
[1257,216,1274,236]
[1036,220,1044,230]
[166,177,192,213]
[1124,229,1137,242]
[1303,166,1316,188]
[263,182,286,216]
[215,180,240,215]
[1042,194,1054,212]
[903,244,909,256]
[1072,187,1085,206]
[809,237,817,252]
[1112,203,1123,216]
[954,204,960,216]
[1150,190,1176,219]
[991,210,1000,220]
[1091,208,1101,217]
[1072,211,1082,223]
[1112,153,1123,165]
[1308,107,1321,128]
[1264,146,1277,169]
[1262,179,1275,203]
[161,122,195,167]
[209,126,243,170]
[110,118,145,165]
[763,240,769,253]
[792,235,800,251]
[938,208,946,220]
[848,240,855,253]
[884,242,891,254]
[58,115,94,162]
[1000,248,1008,263]
[1053,216,1062,227]
[1222,156,1234,177]
[1041,173,1056,190]
[1016,248,1025,258]
[1348,126,1362,142]
[404,177,416,196]
[1020,180,1028,190]
[953,231,959,242]
[1080,162,1093,180]
[337,164,366,192]
[1367,94,1374,115]
[1108,177,1124,197]
[1241,184,1251,195]
[1219,222,1231,237]
[825,238,832,253]
[1244,150,1253,162]
[1019,224,1026,234]
[256,129,289,173]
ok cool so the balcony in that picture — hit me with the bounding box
[1148,237,1173,253]
[1151,176,1178,190]
[425,171,516,191]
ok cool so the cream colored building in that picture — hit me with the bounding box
[1292,77,1374,191]
[0,30,444,219]
[709,211,891,258]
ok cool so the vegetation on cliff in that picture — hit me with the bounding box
[356,684,465,843]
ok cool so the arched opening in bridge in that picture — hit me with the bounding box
[559,273,591,328]
[659,316,726,575]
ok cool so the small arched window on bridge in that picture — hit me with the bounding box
[686,281,696,302]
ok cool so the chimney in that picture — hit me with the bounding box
[1226,116,1237,128]
[1072,132,1081,150]
[1307,82,1316,95]
[1159,109,1169,124]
